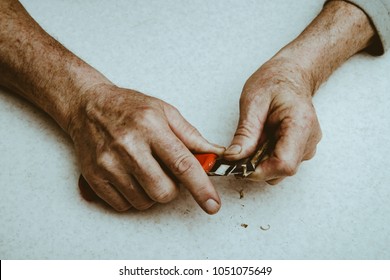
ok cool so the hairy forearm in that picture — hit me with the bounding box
[273,0,376,93]
[0,0,110,131]
[230,1,378,181]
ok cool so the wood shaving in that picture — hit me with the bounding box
[239,189,244,199]
[260,224,270,231]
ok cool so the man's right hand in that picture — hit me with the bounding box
[0,0,224,215]
[69,84,225,214]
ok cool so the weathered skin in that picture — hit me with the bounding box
[0,0,376,212]
[225,1,375,184]
[0,0,225,214]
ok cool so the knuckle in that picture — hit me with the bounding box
[290,105,317,130]
[113,134,142,162]
[152,187,179,203]
[189,184,210,199]
[239,93,248,107]
[85,176,131,212]
[304,154,314,161]
[304,147,317,161]
[112,202,132,212]
[184,124,201,138]
[302,107,319,129]
[134,107,160,127]
[96,151,115,170]
[132,201,155,211]
[171,154,196,176]
[305,109,317,122]
[240,86,261,104]
[234,120,258,139]
[166,103,179,113]
[278,160,298,177]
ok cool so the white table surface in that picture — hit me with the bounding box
[1,0,389,260]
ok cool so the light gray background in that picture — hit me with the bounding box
[1,0,389,259]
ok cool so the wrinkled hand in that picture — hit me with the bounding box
[224,58,322,184]
[69,84,224,214]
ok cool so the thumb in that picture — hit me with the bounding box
[224,97,269,160]
[164,104,225,155]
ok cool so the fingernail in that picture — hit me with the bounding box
[204,199,220,214]
[225,144,242,155]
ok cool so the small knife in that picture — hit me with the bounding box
[195,139,272,178]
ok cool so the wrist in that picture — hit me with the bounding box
[271,0,375,91]
[60,64,115,139]
[61,60,113,133]
[0,0,113,135]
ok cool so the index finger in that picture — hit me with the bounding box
[152,130,221,215]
